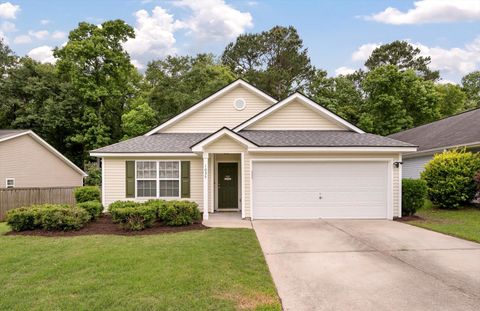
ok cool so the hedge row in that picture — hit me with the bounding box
[7,204,91,231]
[109,199,201,231]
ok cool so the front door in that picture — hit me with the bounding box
[218,163,238,209]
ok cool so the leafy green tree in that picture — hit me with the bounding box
[461,71,480,108]
[222,26,315,99]
[307,69,365,125]
[0,38,17,78]
[145,53,235,122]
[360,65,440,135]
[121,97,157,139]
[435,83,468,117]
[365,41,439,81]
[54,20,139,162]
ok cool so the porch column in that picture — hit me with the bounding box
[203,152,209,220]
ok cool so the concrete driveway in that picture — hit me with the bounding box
[253,220,480,311]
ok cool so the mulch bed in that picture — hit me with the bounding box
[5,214,209,237]
[394,215,424,222]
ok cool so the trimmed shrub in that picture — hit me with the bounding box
[74,186,101,203]
[40,207,91,231]
[6,207,41,231]
[110,206,156,230]
[421,149,480,209]
[77,201,103,219]
[6,204,90,231]
[159,200,201,226]
[402,179,427,216]
[108,200,141,212]
[144,199,167,218]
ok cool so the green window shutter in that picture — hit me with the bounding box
[126,161,135,198]
[181,161,190,198]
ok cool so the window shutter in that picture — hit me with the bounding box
[181,161,190,198]
[126,161,135,198]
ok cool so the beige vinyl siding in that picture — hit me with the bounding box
[162,86,273,133]
[102,156,203,210]
[246,99,348,131]
[247,152,402,218]
[0,135,83,188]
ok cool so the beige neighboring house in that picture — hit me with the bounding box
[91,79,416,220]
[0,130,86,188]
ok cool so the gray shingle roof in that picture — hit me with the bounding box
[92,130,414,153]
[239,130,415,147]
[388,108,480,152]
[0,129,29,140]
[91,133,210,153]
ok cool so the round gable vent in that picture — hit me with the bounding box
[233,98,246,111]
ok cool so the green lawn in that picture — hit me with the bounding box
[0,223,281,311]
[406,201,480,243]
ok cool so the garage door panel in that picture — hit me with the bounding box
[252,161,389,219]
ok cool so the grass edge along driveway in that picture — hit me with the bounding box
[406,202,480,243]
[0,224,281,311]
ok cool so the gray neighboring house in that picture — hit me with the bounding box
[388,108,480,179]
[0,129,86,188]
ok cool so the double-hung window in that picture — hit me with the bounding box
[136,161,157,197]
[6,178,15,188]
[136,161,180,198]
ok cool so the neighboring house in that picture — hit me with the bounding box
[0,130,86,188]
[389,108,480,179]
[91,79,416,220]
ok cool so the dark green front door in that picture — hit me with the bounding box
[218,163,238,209]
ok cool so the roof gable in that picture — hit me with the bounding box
[0,130,87,177]
[145,79,277,135]
[234,93,365,133]
[191,127,256,152]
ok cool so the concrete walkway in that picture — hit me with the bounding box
[203,212,252,228]
[253,219,480,311]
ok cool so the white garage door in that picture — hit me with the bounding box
[252,161,389,219]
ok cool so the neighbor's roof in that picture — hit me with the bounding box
[388,108,480,153]
[91,130,414,154]
[0,129,30,141]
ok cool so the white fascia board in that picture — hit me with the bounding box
[247,146,418,153]
[234,93,365,133]
[403,142,480,159]
[144,80,277,136]
[90,152,198,157]
[26,131,87,177]
[191,128,257,152]
[0,130,30,143]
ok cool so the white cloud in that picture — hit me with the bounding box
[13,34,30,44]
[365,0,480,25]
[124,6,178,58]
[0,2,20,19]
[349,37,480,77]
[28,30,49,39]
[52,31,67,39]
[27,45,56,63]
[335,66,356,76]
[131,59,145,70]
[351,43,380,62]
[1,21,15,32]
[174,0,253,41]
[40,19,51,25]
[437,78,458,85]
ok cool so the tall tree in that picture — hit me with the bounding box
[54,20,139,162]
[461,71,480,108]
[121,96,157,139]
[435,83,468,117]
[0,38,17,78]
[145,54,235,122]
[307,69,365,125]
[365,41,439,81]
[222,26,315,99]
[360,65,440,135]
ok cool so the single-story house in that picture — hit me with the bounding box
[0,130,86,188]
[388,107,480,179]
[91,79,416,220]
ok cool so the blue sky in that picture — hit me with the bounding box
[1,0,479,82]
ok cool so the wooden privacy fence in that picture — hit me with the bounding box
[0,187,76,221]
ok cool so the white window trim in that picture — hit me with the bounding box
[6,178,15,188]
[135,160,181,199]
